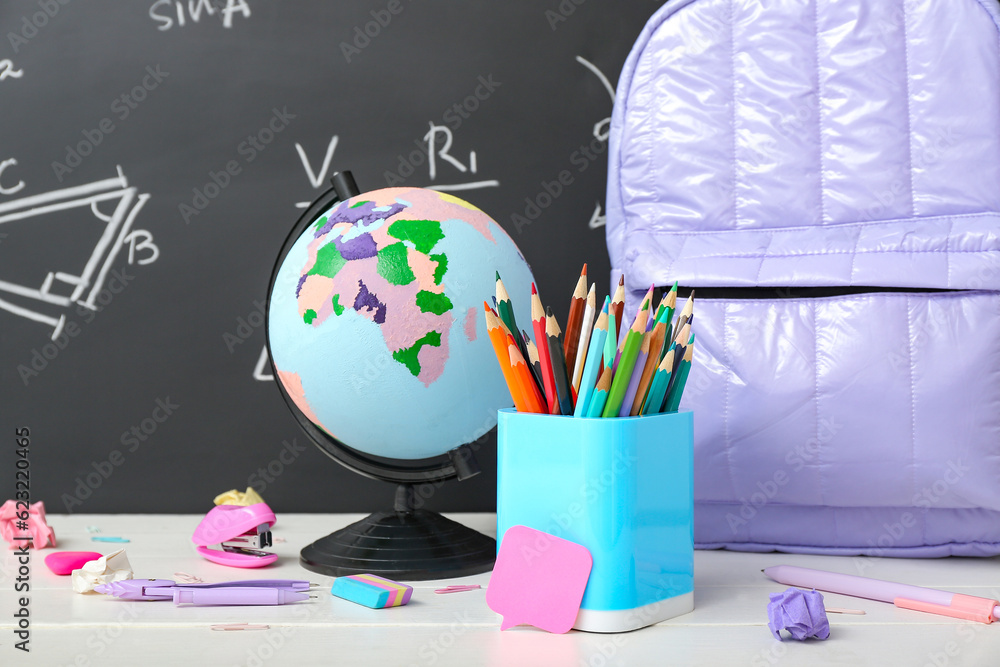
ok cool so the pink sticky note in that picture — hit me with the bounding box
[486,525,593,634]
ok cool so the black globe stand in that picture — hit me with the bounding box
[299,484,497,580]
[266,171,498,582]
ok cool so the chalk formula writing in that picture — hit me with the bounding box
[149,0,251,31]
[1,59,24,82]
[0,159,25,196]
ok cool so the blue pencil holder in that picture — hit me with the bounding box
[496,408,694,633]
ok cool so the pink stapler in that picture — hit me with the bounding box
[192,503,277,568]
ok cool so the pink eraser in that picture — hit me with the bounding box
[486,525,593,634]
[44,551,103,576]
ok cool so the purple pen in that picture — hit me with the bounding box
[171,587,309,606]
[94,579,313,606]
[764,565,1000,624]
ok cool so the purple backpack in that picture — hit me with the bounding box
[606,0,1000,556]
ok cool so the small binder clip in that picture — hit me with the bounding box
[192,503,277,568]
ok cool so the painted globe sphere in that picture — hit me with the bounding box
[268,187,534,460]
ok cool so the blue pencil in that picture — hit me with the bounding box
[641,348,674,415]
[574,297,610,417]
[586,367,612,418]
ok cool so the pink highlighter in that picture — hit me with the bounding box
[192,503,277,568]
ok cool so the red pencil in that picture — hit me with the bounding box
[531,284,559,414]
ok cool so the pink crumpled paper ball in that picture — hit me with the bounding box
[1,500,56,549]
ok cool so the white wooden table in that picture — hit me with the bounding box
[3,513,999,666]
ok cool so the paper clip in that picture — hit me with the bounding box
[174,572,206,584]
[211,623,270,631]
[434,585,481,594]
[86,526,101,534]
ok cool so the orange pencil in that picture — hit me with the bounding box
[484,303,528,412]
[507,336,546,413]
[563,263,588,376]
[531,284,559,414]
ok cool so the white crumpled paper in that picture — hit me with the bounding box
[71,549,134,593]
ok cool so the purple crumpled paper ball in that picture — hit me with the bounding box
[767,588,831,641]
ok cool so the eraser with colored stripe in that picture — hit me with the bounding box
[331,574,413,609]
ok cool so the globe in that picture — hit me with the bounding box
[267,186,535,462]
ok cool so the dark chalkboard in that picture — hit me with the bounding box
[0,1,655,513]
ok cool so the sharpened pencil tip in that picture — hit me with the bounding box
[496,271,501,281]
[531,282,537,295]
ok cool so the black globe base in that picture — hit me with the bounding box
[299,486,496,580]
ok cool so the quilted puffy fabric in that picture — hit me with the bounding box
[606,0,1000,555]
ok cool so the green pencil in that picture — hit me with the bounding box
[496,273,528,361]
[602,295,650,417]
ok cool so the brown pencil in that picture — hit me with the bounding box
[563,263,588,376]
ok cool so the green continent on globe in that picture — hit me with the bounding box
[430,253,447,285]
[377,243,417,286]
[415,290,453,315]
[308,241,347,280]
[296,198,456,387]
[391,330,442,377]
[388,219,445,254]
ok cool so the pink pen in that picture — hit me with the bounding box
[764,565,1000,624]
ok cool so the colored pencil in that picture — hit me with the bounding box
[618,331,649,417]
[602,293,650,417]
[602,308,618,380]
[610,275,625,340]
[662,282,678,329]
[531,284,559,414]
[573,296,610,417]
[664,342,694,412]
[484,304,527,413]
[507,337,546,413]
[642,348,674,415]
[545,307,574,416]
[670,324,691,374]
[563,264,588,376]
[523,332,544,392]
[586,366,613,418]
[496,273,528,361]
[612,285,651,375]
[671,291,694,345]
[630,305,671,416]
[571,283,597,392]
